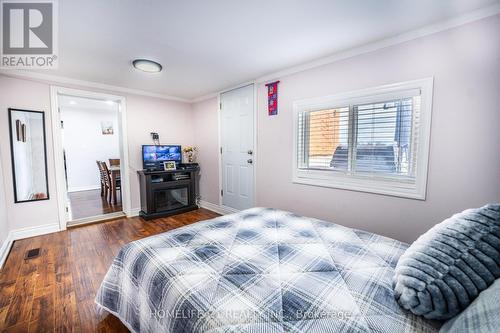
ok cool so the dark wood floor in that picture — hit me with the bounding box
[68,189,122,220]
[0,208,220,333]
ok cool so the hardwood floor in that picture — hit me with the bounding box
[0,208,220,332]
[68,189,122,220]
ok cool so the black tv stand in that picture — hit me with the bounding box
[137,167,199,220]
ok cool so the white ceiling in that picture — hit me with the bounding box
[27,0,500,100]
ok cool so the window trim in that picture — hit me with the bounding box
[292,78,434,200]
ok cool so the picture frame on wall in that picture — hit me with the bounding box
[101,121,114,135]
[163,161,177,171]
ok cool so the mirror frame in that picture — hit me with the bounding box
[8,108,50,203]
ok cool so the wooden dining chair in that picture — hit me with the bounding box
[100,161,121,204]
[96,160,107,198]
[109,159,120,166]
[108,159,121,182]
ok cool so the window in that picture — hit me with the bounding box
[293,78,433,199]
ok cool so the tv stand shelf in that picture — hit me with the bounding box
[137,167,199,220]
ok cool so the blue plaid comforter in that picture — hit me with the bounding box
[96,208,440,332]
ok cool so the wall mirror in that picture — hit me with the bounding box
[8,108,50,203]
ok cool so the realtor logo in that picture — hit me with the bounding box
[1,0,58,68]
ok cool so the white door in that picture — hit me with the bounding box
[220,84,255,210]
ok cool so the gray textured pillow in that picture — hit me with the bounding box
[393,204,500,320]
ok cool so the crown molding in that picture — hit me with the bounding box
[191,92,219,103]
[0,70,191,103]
[192,3,500,103]
[191,80,256,103]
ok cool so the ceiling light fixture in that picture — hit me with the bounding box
[69,100,76,105]
[132,59,162,73]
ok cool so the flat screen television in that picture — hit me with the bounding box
[142,145,182,170]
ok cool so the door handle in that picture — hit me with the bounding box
[247,150,253,155]
[247,159,253,164]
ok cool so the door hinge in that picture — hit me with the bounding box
[219,102,222,109]
[221,189,223,196]
[65,206,69,212]
[220,147,222,154]
[60,120,64,129]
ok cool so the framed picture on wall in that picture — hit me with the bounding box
[101,121,114,135]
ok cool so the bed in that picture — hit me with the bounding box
[96,208,440,332]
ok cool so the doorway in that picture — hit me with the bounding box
[51,87,131,229]
[220,84,255,210]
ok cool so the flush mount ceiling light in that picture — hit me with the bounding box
[132,59,162,73]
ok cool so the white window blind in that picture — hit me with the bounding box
[293,79,433,199]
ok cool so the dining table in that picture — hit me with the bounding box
[109,165,121,204]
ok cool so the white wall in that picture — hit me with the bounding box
[61,107,120,192]
[193,14,500,243]
[125,94,194,211]
[192,98,220,204]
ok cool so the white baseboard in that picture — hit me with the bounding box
[0,222,60,270]
[10,222,61,241]
[0,235,13,270]
[199,200,240,215]
[67,212,126,227]
[68,185,100,193]
[126,208,141,217]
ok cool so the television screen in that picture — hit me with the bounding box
[142,145,182,169]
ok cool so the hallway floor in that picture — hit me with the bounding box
[68,189,122,220]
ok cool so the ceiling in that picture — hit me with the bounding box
[25,0,500,100]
